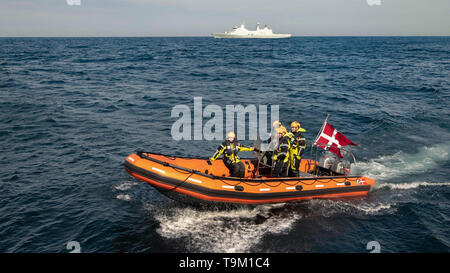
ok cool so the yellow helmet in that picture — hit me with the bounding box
[272,120,282,128]
[291,121,301,128]
[226,131,236,140]
[276,126,287,135]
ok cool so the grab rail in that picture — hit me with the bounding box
[133,150,361,183]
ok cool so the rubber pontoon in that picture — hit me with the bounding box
[124,152,376,205]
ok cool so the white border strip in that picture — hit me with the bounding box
[188,177,202,184]
[151,167,166,174]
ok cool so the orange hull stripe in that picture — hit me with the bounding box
[127,170,369,204]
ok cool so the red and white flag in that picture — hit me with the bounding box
[314,118,357,158]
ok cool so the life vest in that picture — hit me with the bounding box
[273,136,290,163]
[288,131,307,170]
[291,131,306,155]
[211,140,253,163]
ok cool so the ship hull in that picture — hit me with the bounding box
[212,33,291,39]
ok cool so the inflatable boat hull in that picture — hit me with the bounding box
[124,153,376,205]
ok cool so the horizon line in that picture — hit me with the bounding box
[1,35,449,38]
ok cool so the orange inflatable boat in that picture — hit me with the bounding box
[124,151,376,205]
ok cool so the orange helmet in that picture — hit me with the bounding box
[291,121,301,128]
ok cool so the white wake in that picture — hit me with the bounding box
[355,142,449,181]
[376,181,450,190]
[144,203,300,253]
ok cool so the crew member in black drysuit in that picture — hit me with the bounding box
[286,121,307,177]
[272,126,291,177]
[210,132,254,178]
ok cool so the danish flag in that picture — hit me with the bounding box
[314,117,357,158]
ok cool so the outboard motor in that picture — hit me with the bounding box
[318,151,352,175]
[331,159,351,175]
[319,152,337,170]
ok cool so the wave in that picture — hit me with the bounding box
[355,142,450,181]
[140,197,401,252]
[376,181,450,190]
[306,199,396,217]
[114,181,138,191]
[116,194,131,201]
[143,203,300,253]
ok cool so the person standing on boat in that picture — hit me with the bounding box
[262,120,282,166]
[286,121,307,177]
[272,126,291,177]
[209,132,254,178]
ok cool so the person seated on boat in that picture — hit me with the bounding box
[272,126,291,177]
[262,120,282,166]
[286,121,307,177]
[209,131,254,178]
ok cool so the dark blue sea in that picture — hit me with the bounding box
[0,37,449,253]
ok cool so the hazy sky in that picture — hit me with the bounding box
[1,0,449,37]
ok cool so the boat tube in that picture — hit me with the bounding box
[123,151,376,205]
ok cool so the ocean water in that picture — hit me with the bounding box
[0,37,449,253]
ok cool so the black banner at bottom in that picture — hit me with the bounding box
[0,253,446,272]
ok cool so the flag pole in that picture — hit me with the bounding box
[314,114,330,145]
[311,114,330,175]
